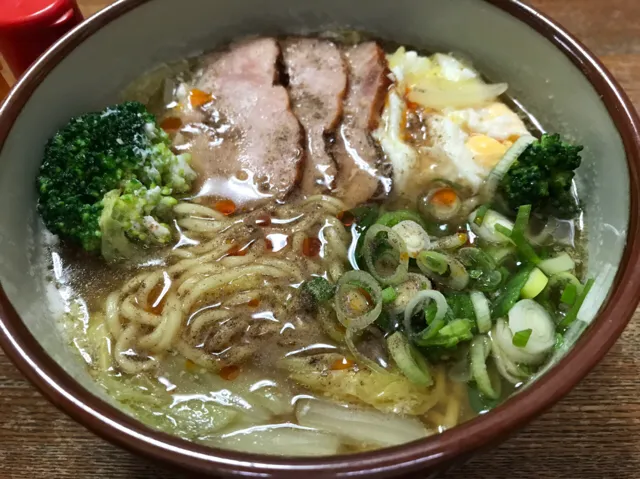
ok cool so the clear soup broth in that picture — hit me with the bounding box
[41,33,588,455]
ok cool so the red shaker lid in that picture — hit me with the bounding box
[0,0,83,76]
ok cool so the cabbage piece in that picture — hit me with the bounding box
[96,372,238,438]
[204,424,341,456]
[279,354,440,415]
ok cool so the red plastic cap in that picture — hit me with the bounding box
[0,0,83,76]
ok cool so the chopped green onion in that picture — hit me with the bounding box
[470,209,514,244]
[494,223,513,238]
[430,232,468,250]
[513,205,532,238]
[415,318,474,348]
[538,253,575,276]
[418,251,449,275]
[362,224,409,286]
[387,332,433,386]
[558,278,595,330]
[484,245,516,265]
[334,271,383,331]
[520,267,548,299]
[470,335,500,399]
[492,265,535,318]
[446,292,475,320]
[471,291,492,333]
[495,223,541,265]
[417,251,469,290]
[560,283,577,305]
[473,204,490,226]
[345,328,393,376]
[512,328,532,348]
[404,290,449,338]
[554,332,565,350]
[512,234,541,265]
[481,135,537,200]
[381,286,397,304]
[377,210,428,230]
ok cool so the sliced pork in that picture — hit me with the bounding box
[181,37,303,205]
[333,42,391,208]
[281,38,347,195]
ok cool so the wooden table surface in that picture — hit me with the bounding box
[2,1,640,478]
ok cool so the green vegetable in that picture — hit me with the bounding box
[387,332,433,386]
[376,210,428,230]
[473,204,490,226]
[470,335,501,399]
[500,133,583,218]
[513,204,532,238]
[558,278,595,330]
[414,318,474,348]
[37,101,196,258]
[446,292,475,321]
[381,287,397,304]
[495,207,541,265]
[512,328,533,348]
[560,283,578,305]
[419,251,449,275]
[301,277,336,308]
[458,247,502,292]
[416,251,469,291]
[492,265,535,318]
[520,267,548,299]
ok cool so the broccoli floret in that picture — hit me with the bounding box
[37,101,196,259]
[500,134,583,218]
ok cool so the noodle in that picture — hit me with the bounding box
[99,197,350,375]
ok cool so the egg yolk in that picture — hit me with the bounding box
[466,134,508,168]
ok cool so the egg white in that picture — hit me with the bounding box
[376,49,530,199]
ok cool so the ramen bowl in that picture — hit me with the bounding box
[0,0,639,477]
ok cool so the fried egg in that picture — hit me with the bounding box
[375,48,530,199]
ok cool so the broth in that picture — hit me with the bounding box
[41,34,588,455]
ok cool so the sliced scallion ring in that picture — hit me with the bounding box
[387,273,432,315]
[417,250,469,290]
[403,289,449,337]
[470,291,492,333]
[538,253,575,276]
[387,331,433,386]
[345,328,393,376]
[481,134,537,200]
[520,267,548,299]
[469,209,514,244]
[419,186,461,222]
[470,335,501,399]
[334,271,383,331]
[362,224,409,286]
[489,332,530,385]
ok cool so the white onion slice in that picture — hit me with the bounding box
[407,79,508,110]
[295,399,430,447]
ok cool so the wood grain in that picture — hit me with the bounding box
[2,1,640,478]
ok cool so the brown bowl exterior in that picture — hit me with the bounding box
[0,0,639,477]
